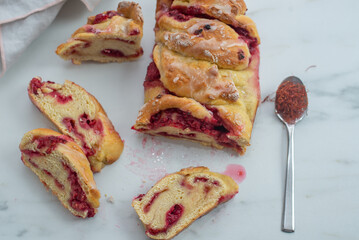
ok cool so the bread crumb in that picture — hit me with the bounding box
[106,196,114,204]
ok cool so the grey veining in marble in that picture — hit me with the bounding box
[0,0,358,239]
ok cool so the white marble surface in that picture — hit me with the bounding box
[0,0,358,239]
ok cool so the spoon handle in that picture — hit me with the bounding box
[282,124,295,233]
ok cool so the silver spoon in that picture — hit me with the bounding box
[275,76,308,233]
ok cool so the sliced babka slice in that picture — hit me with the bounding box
[56,1,143,64]
[132,167,238,240]
[19,128,100,218]
[28,77,124,172]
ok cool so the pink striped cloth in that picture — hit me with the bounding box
[0,0,101,77]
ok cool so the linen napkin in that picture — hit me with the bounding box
[0,0,101,78]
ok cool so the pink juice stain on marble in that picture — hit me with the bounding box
[142,137,147,148]
[222,164,246,183]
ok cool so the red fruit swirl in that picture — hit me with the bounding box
[63,163,95,217]
[62,117,96,157]
[35,136,68,154]
[29,78,72,104]
[92,11,120,24]
[147,204,184,235]
[145,108,241,151]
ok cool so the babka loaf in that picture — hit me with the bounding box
[28,77,124,172]
[19,128,100,218]
[56,1,143,64]
[132,167,239,239]
[132,0,261,154]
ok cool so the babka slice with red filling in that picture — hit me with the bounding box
[28,77,124,172]
[133,0,260,154]
[19,128,100,218]
[132,167,238,240]
[56,1,143,64]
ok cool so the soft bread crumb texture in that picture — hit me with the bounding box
[132,166,238,239]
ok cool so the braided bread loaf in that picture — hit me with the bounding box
[133,0,260,154]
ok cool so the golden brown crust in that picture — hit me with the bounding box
[132,166,238,239]
[155,0,260,44]
[19,128,100,218]
[156,15,250,70]
[117,1,144,26]
[28,77,124,172]
[153,44,240,104]
[56,2,143,64]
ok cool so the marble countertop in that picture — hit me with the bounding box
[0,0,358,239]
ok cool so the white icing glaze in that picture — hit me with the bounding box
[211,4,232,15]
[166,56,236,102]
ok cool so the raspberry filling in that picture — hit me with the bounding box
[146,62,161,81]
[62,118,96,157]
[78,113,104,135]
[27,158,39,168]
[129,29,140,35]
[43,169,64,190]
[102,49,125,57]
[180,178,194,190]
[171,6,206,18]
[143,61,164,89]
[218,193,237,204]
[145,108,241,151]
[29,78,72,104]
[30,78,43,95]
[34,136,68,154]
[134,194,145,201]
[92,11,120,24]
[49,90,73,104]
[63,163,95,217]
[144,190,166,213]
[101,48,143,58]
[147,204,184,235]
[142,61,181,96]
[234,27,258,53]
[167,10,193,22]
[194,177,220,186]
[21,149,44,157]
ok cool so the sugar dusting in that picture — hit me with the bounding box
[222,164,246,183]
[125,137,168,185]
